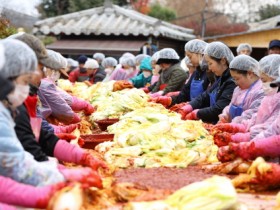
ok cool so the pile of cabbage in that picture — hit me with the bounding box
[96,106,218,168]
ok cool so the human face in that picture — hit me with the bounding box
[260,72,275,83]
[185,51,201,67]
[30,64,44,87]
[268,47,280,55]
[239,49,251,55]
[159,63,171,71]
[187,64,195,75]
[13,73,32,86]
[230,70,253,90]
[204,55,227,76]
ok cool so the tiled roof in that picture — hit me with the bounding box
[33,4,195,41]
[248,15,280,32]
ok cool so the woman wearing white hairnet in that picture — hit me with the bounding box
[177,42,236,123]
[215,55,280,155]
[102,57,118,82]
[217,55,265,124]
[149,48,187,97]
[236,43,252,55]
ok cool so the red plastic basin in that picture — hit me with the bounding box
[95,118,119,131]
[80,134,114,149]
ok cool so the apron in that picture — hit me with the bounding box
[208,77,221,107]
[190,71,204,100]
[229,80,258,120]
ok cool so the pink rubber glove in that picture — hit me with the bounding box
[178,104,193,120]
[54,140,107,170]
[70,113,81,124]
[0,176,66,209]
[0,202,17,210]
[149,91,163,98]
[165,91,180,97]
[231,132,251,143]
[59,167,103,188]
[71,97,95,116]
[213,123,246,133]
[53,124,77,134]
[184,109,199,120]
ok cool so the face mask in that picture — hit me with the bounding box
[49,71,61,82]
[262,82,278,95]
[104,68,113,75]
[143,71,152,78]
[125,68,134,75]
[7,84,30,108]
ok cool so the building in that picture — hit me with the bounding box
[33,1,195,58]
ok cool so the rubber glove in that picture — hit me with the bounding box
[217,145,236,162]
[0,203,16,210]
[54,140,107,170]
[84,103,95,115]
[56,133,77,141]
[169,102,188,112]
[53,124,77,134]
[177,104,193,120]
[184,109,199,120]
[150,96,172,107]
[113,80,134,91]
[140,87,150,93]
[71,97,95,115]
[213,123,246,133]
[165,91,180,97]
[149,91,163,98]
[70,113,81,124]
[59,167,103,188]
[213,132,233,147]
[231,132,251,143]
[0,176,66,209]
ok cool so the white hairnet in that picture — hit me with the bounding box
[184,39,208,54]
[0,43,5,71]
[102,57,118,68]
[67,58,78,67]
[46,50,67,69]
[236,43,252,54]
[158,48,180,60]
[229,55,260,76]
[204,42,234,64]
[84,59,99,69]
[259,54,280,79]
[151,51,160,62]
[93,52,105,61]
[0,39,37,79]
[120,56,136,67]
[135,54,149,65]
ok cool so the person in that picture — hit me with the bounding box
[102,57,118,82]
[150,40,210,107]
[93,52,105,72]
[0,38,101,188]
[268,39,280,55]
[177,41,236,124]
[135,54,149,74]
[66,58,78,74]
[84,58,106,84]
[183,56,195,83]
[150,48,187,96]
[109,56,138,81]
[68,55,88,82]
[212,54,280,147]
[129,57,153,88]
[218,55,264,124]
[236,43,252,55]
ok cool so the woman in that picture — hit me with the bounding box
[150,39,210,107]
[213,54,280,146]
[102,57,118,82]
[130,57,153,88]
[218,55,264,124]
[177,42,236,124]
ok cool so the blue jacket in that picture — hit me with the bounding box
[0,102,64,186]
[130,73,152,88]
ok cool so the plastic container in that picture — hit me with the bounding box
[81,134,114,149]
[95,118,119,131]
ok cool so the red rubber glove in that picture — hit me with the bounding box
[165,91,180,97]
[231,132,251,143]
[213,132,233,147]
[230,142,255,160]
[70,113,81,124]
[217,145,236,162]
[184,109,199,120]
[59,167,103,189]
[177,104,193,120]
[150,96,172,107]
[56,133,77,142]
[169,102,188,112]
[84,103,95,115]
[79,153,108,170]
[213,123,246,133]
[140,87,150,93]
[53,124,77,134]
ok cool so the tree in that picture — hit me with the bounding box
[0,17,17,39]
[148,4,176,21]
[258,4,280,21]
